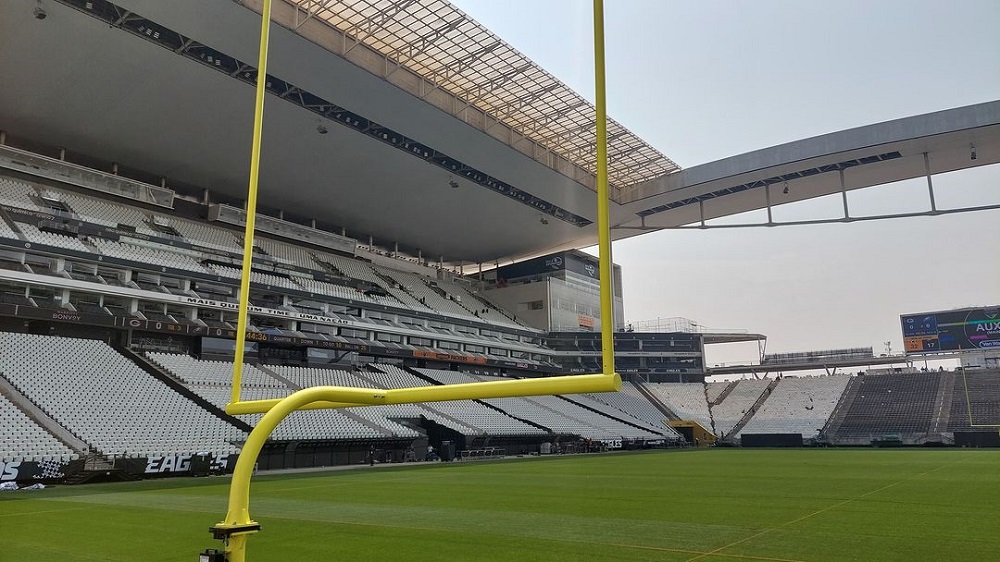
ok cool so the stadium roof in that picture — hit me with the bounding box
[0,0,996,266]
[278,0,680,190]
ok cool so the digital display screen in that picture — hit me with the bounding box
[901,307,1000,353]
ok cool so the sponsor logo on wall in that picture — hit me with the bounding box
[143,454,228,474]
[0,460,21,481]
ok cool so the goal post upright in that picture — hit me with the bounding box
[592,0,616,377]
[229,0,273,406]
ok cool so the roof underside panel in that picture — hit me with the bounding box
[281,0,681,191]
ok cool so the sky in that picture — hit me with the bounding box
[449,0,1000,366]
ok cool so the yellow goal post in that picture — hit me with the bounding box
[210,2,618,561]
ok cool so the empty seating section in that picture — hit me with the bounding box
[710,380,770,436]
[58,191,153,233]
[376,366,543,435]
[208,265,302,292]
[549,393,669,438]
[367,364,435,388]
[91,238,211,273]
[270,365,371,389]
[566,392,680,439]
[831,372,942,442]
[147,353,283,388]
[585,382,677,432]
[706,382,730,404]
[0,392,77,462]
[0,177,44,210]
[269,366,471,436]
[738,376,850,439]
[249,270,303,292]
[0,333,245,457]
[456,287,523,327]
[0,216,18,239]
[268,409,410,441]
[317,252,383,284]
[416,368,478,385]
[643,383,713,431]
[0,182,565,339]
[417,369,657,439]
[387,271,476,319]
[169,219,242,253]
[297,278,400,307]
[148,358,422,440]
[254,238,316,268]
[15,222,91,253]
[948,371,1000,430]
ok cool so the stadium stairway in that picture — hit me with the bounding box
[929,371,956,435]
[709,381,738,406]
[256,364,302,390]
[634,382,681,422]
[726,378,780,440]
[819,376,861,443]
[463,290,521,325]
[0,374,88,454]
[113,345,254,434]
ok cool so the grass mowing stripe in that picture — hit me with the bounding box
[684,453,974,561]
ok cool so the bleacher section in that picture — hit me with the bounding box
[57,190,155,234]
[418,369,662,441]
[643,383,714,432]
[372,365,544,436]
[14,222,91,253]
[584,382,681,438]
[0,392,77,462]
[1,177,549,368]
[709,380,770,437]
[948,370,1000,431]
[0,177,44,211]
[0,333,245,457]
[738,376,851,440]
[269,365,480,437]
[146,355,418,441]
[826,372,942,444]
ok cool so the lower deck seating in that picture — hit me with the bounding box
[0,392,78,462]
[738,375,850,439]
[948,370,1000,430]
[830,372,942,442]
[642,383,714,432]
[710,380,770,437]
[0,333,245,457]
[584,382,684,439]
[417,369,661,440]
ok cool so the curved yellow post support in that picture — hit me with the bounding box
[215,374,620,560]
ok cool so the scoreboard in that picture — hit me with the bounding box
[901,306,1000,354]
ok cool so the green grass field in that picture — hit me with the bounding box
[2,449,998,561]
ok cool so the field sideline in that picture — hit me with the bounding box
[1,449,997,561]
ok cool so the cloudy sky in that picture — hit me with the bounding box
[451,0,1000,365]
